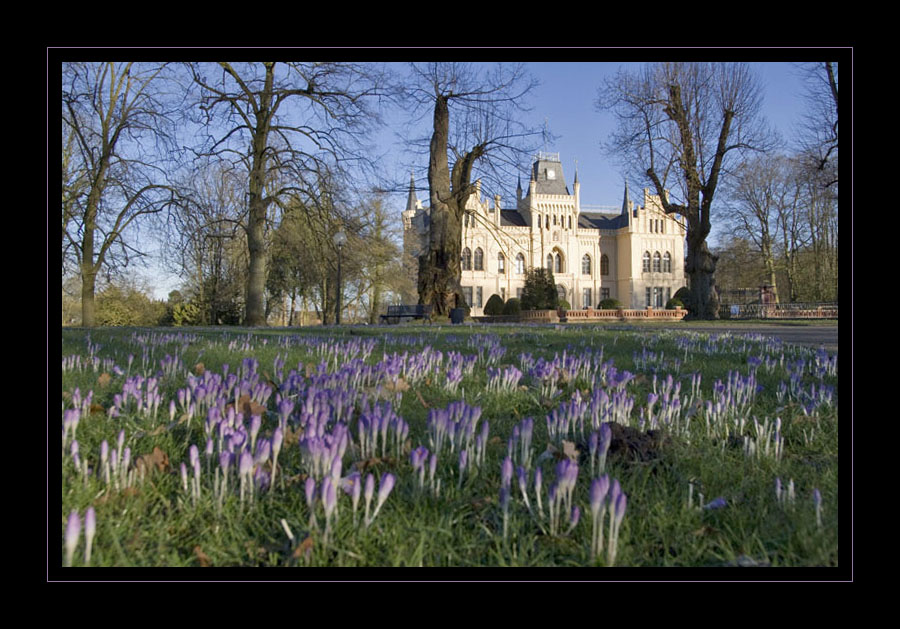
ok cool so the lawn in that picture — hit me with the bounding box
[58,323,840,571]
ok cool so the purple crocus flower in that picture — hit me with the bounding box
[239,450,253,477]
[364,473,375,514]
[703,496,727,510]
[590,476,610,519]
[377,473,396,505]
[305,477,317,510]
[570,505,581,528]
[84,506,96,566]
[501,456,513,490]
[64,510,80,567]
[189,444,200,469]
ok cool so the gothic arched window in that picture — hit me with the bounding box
[462,247,472,271]
[642,251,651,273]
[601,254,609,276]
[516,253,525,274]
[582,254,591,275]
[653,252,662,273]
[497,252,506,274]
[547,254,553,271]
[474,247,484,271]
[663,252,672,273]
[555,252,563,273]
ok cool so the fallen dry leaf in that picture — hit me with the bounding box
[90,403,106,415]
[194,363,205,376]
[97,373,111,388]
[562,440,580,462]
[415,389,429,409]
[194,546,212,567]
[293,536,314,561]
[226,394,268,418]
[135,447,169,474]
[384,378,410,392]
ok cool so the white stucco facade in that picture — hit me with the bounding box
[403,153,688,314]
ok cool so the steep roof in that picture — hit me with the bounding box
[500,209,528,227]
[531,157,570,196]
[579,212,629,230]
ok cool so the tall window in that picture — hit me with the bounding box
[582,288,592,309]
[601,287,610,301]
[663,252,672,273]
[568,216,572,230]
[653,252,661,273]
[601,254,609,276]
[547,254,553,271]
[516,253,525,275]
[497,252,505,274]
[463,286,473,307]
[642,252,651,273]
[474,247,484,271]
[462,247,472,271]
[555,253,563,273]
[582,254,591,275]
[475,286,483,308]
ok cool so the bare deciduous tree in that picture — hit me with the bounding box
[598,62,776,319]
[62,61,182,327]
[400,63,542,317]
[187,62,385,326]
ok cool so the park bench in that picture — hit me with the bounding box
[380,304,433,324]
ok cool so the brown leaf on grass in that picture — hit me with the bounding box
[176,413,192,426]
[384,378,410,392]
[97,373,111,388]
[90,403,106,416]
[354,456,397,474]
[281,425,304,447]
[194,546,212,567]
[305,363,316,378]
[561,440,580,462]
[414,389,429,409]
[194,363,205,376]
[135,447,169,474]
[293,536,314,560]
[227,394,268,418]
[489,436,502,445]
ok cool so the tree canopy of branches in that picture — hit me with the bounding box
[598,62,775,319]
[165,164,248,325]
[795,62,839,189]
[187,62,386,326]
[62,62,182,327]
[400,63,542,317]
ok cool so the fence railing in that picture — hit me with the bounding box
[720,302,838,319]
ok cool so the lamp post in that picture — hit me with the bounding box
[333,230,346,325]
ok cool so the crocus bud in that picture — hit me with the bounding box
[305,477,316,509]
[501,456,513,489]
[239,450,253,477]
[84,507,96,565]
[377,473,396,506]
[64,510,80,567]
[272,427,283,459]
[570,505,581,528]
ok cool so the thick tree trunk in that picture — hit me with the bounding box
[685,239,720,320]
[419,95,465,317]
[418,94,483,317]
[81,264,96,328]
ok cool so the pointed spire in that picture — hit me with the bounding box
[621,179,631,216]
[574,160,579,184]
[406,171,418,213]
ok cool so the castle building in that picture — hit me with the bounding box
[402,152,687,315]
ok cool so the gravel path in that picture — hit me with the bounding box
[653,323,839,353]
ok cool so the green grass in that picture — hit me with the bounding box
[59,323,840,570]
